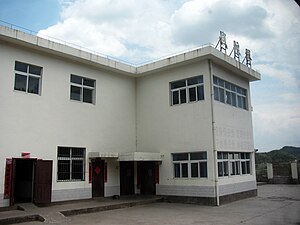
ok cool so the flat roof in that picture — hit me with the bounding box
[0,25,260,81]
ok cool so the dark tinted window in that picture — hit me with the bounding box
[191,163,198,177]
[171,80,186,89]
[200,162,207,177]
[29,65,42,75]
[181,163,188,177]
[28,76,39,94]
[15,61,28,72]
[187,76,203,85]
[172,91,179,105]
[71,86,81,101]
[83,88,93,103]
[173,153,188,161]
[174,163,180,178]
[83,78,95,87]
[58,147,70,157]
[58,160,70,180]
[190,152,207,160]
[189,87,196,102]
[71,75,82,84]
[197,86,204,100]
[14,74,27,92]
[180,89,186,104]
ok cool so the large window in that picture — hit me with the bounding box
[14,61,42,95]
[213,76,247,110]
[57,147,85,181]
[218,152,251,177]
[70,74,95,104]
[173,152,207,178]
[170,75,204,106]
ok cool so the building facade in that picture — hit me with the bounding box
[0,25,260,207]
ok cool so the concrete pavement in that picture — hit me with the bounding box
[1,185,299,225]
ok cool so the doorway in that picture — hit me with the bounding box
[14,159,35,203]
[140,162,156,195]
[92,158,104,197]
[9,158,53,206]
[120,161,134,195]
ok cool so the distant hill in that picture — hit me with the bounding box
[256,146,300,164]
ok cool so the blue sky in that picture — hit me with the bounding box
[0,0,299,152]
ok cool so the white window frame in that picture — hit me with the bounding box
[213,76,248,110]
[172,152,208,179]
[218,152,251,178]
[14,61,42,95]
[170,75,204,106]
[70,74,96,104]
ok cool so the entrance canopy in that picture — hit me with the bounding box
[118,152,162,161]
[88,152,119,158]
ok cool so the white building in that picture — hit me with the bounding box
[0,25,260,207]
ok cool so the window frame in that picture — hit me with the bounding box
[14,61,42,95]
[57,147,86,182]
[213,76,248,110]
[170,75,204,106]
[217,152,251,178]
[70,74,96,104]
[172,152,208,179]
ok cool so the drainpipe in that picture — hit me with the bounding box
[208,59,219,206]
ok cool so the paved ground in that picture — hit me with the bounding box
[4,184,300,225]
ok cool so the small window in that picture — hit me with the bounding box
[170,75,204,106]
[172,152,208,178]
[57,147,85,181]
[70,74,95,104]
[14,61,42,95]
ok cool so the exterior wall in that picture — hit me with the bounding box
[0,42,136,205]
[136,61,216,197]
[212,63,257,189]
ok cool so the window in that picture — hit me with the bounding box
[70,75,95,104]
[172,152,207,178]
[170,75,204,106]
[57,147,85,181]
[14,61,42,95]
[213,76,247,110]
[218,152,251,177]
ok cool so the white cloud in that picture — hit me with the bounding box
[255,64,300,89]
[253,102,300,151]
[171,0,273,46]
[39,0,186,63]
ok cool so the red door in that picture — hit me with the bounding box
[9,159,17,206]
[34,160,53,204]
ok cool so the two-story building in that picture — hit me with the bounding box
[0,25,260,208]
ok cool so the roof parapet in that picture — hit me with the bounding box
[0,25,260,81]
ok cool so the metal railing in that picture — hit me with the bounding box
[0,19,216,67]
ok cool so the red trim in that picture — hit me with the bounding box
[4,158,12,199]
